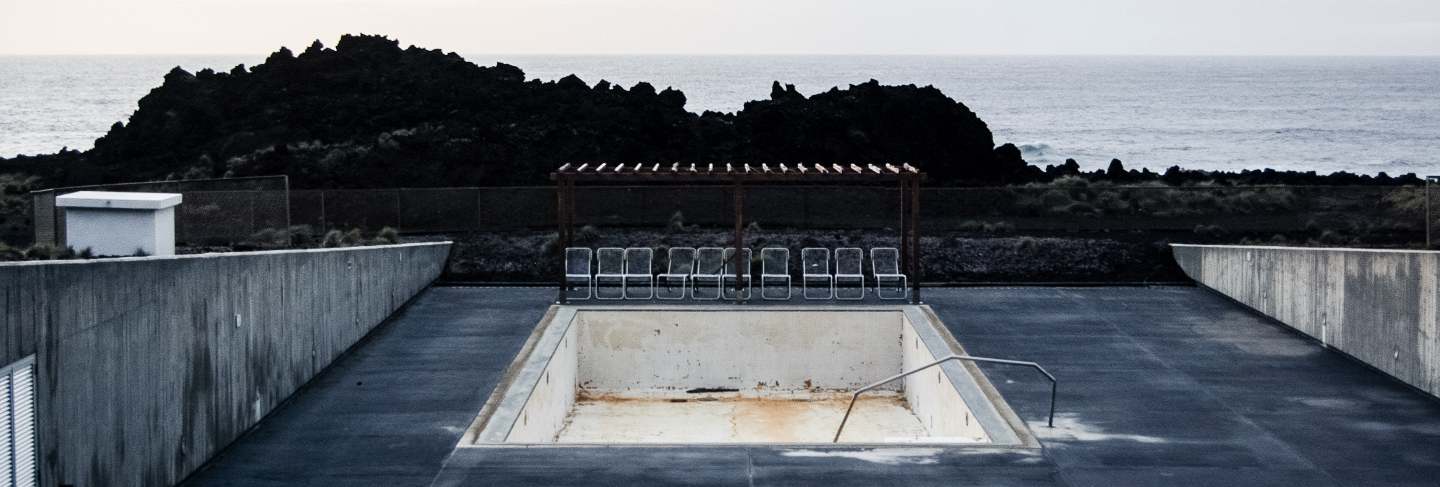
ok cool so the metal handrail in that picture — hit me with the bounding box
[832,354,1056,443]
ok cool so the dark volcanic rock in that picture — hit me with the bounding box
[0,34,1419,189]
[0,34,1009,188]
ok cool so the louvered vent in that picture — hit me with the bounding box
[1,357,36,487]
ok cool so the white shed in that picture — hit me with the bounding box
[55,191,183,257]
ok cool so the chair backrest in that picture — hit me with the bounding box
[667,247,697,275]
[565,247,592,276]
[722,247,751,276]
[761,248,789,275]
[871,247,900,275]
[624,247,653,275]
[596,247,625,275]
[801,248,830,276]
[835,247,863,275]
[695,247,726,275]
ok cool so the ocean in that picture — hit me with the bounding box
[2,54,1438,175]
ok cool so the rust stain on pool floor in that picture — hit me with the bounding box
[555,392,984,443]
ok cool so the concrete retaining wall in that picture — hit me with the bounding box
[1172,244,1440,399]
[0,242,451,486]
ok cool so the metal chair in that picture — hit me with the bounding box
[657,247,695,300]
[760,248,791,300]
[691,247,726,300]
[722,247,753,300]
[564,247,593,300]
[834,247,865,300]
[801,247,834,300]
[623,247,654,300]
[594,247,626,300]
[871,247,908,300]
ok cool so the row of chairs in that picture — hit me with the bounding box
[565,247,908,300]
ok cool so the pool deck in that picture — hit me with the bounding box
[180,286,1440,486]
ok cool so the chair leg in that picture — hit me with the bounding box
[657,276,684,300]
[691,276,720,300]
[876,276,908,300]
[836,276,864,300]
[641,277,655,300]
[596,276,624,300]
[625,276,655,300]
[803,276,834,300]
[566,277,592,300]
[762,276,791,300]
[724,277,751,300]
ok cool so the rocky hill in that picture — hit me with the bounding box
[1,34,1420,189]
[0,34,1028,188]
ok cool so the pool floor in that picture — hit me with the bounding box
[555,392,979,444]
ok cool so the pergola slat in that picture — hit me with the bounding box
[552,161,925,182]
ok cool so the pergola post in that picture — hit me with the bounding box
[555,176,570,304]
[910,174,922,304]
[899,178,909,291]
[733,177,745,303]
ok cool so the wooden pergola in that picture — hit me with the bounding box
[552,162,926,304]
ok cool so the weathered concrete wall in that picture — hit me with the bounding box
[902,313,988,442]
[1172,244,1440,399]
[575,309,904,393]
[506,316,577,443]
[0,242,451,486]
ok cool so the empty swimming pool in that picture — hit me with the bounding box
[461,305,1034,447]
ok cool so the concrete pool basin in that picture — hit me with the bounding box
[461,305,1034,447]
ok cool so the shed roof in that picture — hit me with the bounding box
[55,191,183,210]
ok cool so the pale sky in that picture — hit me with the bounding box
[2,0,1439,56]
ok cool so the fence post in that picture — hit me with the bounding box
[320,191,327,231]
[283,176,292,246]
[394,189,403,233]
[1428,176,1437,249]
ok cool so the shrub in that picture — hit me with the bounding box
[575,225,601,245]
[0,242,21,261]
[667,211,690,233]
[321,230,346,248]
[243,227,290,248]
[289,225,318,246]
[1062,202,1097,215]
[374,226,400,244]
[23,244,55,260]
[1193,224,1227,238]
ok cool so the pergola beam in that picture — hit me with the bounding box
[553,162,926,304]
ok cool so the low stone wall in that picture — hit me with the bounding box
[1172,244,1440,399]
[0,242,451,486]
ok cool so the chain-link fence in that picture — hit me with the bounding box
[29,180,1433,250]
[278,185,1425,246]
[30,176,290,248]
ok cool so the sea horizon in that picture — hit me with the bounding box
[3,53,1439,176]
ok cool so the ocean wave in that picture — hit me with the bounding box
[1017,142,1058,159]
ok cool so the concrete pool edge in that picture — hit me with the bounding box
[908,305,1040,449]
[459,305,573,446]
[459,304,1039,449]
